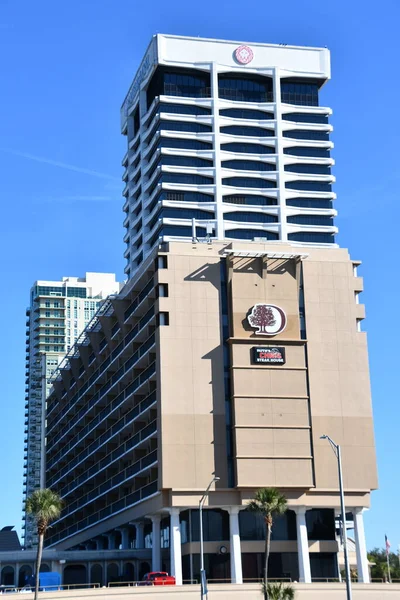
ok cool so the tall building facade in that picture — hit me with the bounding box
[23,273,121,548]
[44,242,376,585]
[41,36,377,588]
[122,35,335,277]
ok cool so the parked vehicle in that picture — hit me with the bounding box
[141,572,176,586]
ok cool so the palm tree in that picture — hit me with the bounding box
[25,489,63,600]
[264,581,295,600]
[248,488,288,600]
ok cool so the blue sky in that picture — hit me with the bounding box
[0,0,399,552]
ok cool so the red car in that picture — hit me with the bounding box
[141,572,176,586]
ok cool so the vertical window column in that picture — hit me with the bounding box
[353,508,370,583]
[211,63,224,239]
[169,508,183,585]
[273,67,287,241]
[228,507,243,584]
[295,506,311,583]
[151,515,161,572]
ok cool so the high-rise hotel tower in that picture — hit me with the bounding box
[23,273,121,548]
[122,35,335,276]
[43,36,377,587]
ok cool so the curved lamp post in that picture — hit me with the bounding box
[200,475,220,599]
[321,434,352,600]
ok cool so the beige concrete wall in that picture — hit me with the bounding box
[16,583,400,600]
[302,252,378,492]
[156,253,229,490]
[154,241,376,509]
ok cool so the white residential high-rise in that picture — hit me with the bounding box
[121,34,336,277]
[23,273,122,548]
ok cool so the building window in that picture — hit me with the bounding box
[225,229,279,240]
[222,160,275,172]
[286,198,333,209]
[283,112,329,124]
[284,146,330,158]
[45,301,50,308]
[284,164,331,175]
[221,125,274,138]
[224,212,278,223]
[288,232,335,243]
[283,130,329,141]
[220,108,274,120]
[223,195,277,206]
[222,142,275,154]
[280,80,319,106]
[287,215,334,226]
[223,177,275,189]
[286,181,332,192]
[219,75,273,103]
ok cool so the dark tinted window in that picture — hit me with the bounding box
[222,143,275,154]
[220,108,274,120]
[147,67,211,107]
[287,215,334,226]
[222,160,275,172]
[286,198,333,209]
[224,195,277,206]
[190,509,230,542]
[221,125,274,138]
[223,177,275,189]
[288,232,335,243]
[286,181,331,192]
[283,113,328,124]
[219,75,273,103]
[225,230,279,240]
[285,164,331,175]
[283,130,329,141]
[284,147,330,158]
[149,208,214,230]
[281,80,319,106]
[224,211,278,223]
[306,509,336,540]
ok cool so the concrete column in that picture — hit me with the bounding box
[135,523,144,549]
[169,508,182,585]
[107,533,116,550]
[96,537,105,550]
[151,515,161,572]
[229,507,243,584]
[295,506,311,583]
[120,528,130,550]
[353,508,370,583]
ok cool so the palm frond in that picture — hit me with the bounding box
[25,489,63,526]
[262,581,295,599]
[247,487,288,517]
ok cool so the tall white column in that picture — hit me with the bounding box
[353,508,370,583]
[135,522,144,549]
[169,508,183,585]
[229,507,243,584]
[295,507,311,583]
[151,515,161,572]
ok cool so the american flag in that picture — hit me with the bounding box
[385,534,391,556]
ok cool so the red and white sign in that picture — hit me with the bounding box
[247,304,287,336]
[235,45,254,65]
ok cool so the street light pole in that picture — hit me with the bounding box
[199,475,220,599]
[321,435,352,600]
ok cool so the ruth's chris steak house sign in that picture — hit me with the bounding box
[251,347,286,365]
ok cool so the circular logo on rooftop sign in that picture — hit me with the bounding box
[247,304,287,336]
[235,45,254,65]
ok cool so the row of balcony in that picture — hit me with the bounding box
[46,305,155,449]
[46,480,158,547]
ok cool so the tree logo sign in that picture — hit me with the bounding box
[247,304,287,336]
